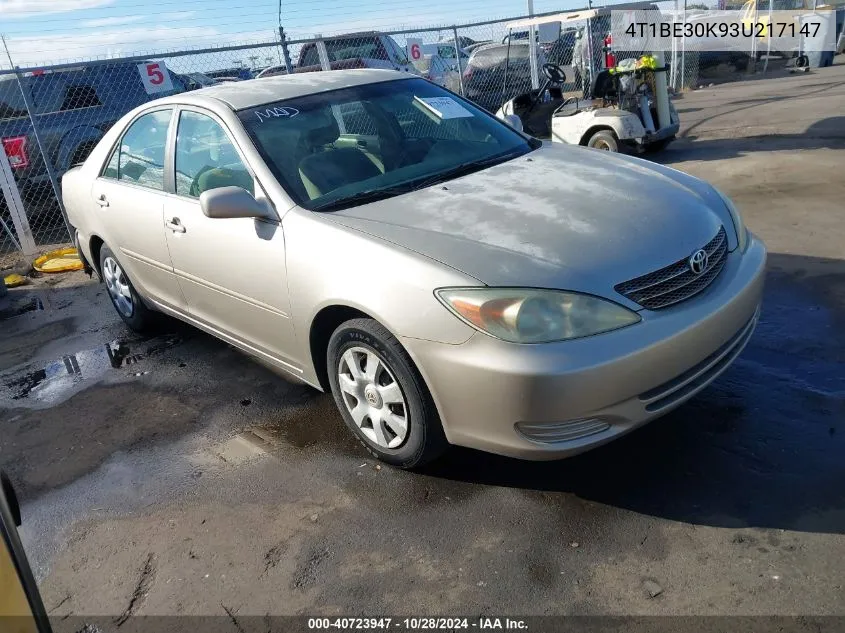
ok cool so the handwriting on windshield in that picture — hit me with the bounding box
[256,106,300,123]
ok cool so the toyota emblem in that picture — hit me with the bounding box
[689,249,708,275]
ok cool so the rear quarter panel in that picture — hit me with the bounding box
[60,107,135,261]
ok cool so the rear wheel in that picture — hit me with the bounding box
[327,318,448,468]
[587,129,620,152]
[99,245,155,332]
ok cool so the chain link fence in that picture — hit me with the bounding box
[5,0,817,259]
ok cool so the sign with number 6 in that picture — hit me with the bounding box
[407,38,423,62]
[138,61,174,95]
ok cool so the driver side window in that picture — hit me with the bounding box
[175,110,254,198]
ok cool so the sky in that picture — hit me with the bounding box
[0,0,595,69]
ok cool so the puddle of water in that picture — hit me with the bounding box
[1,333,186,406]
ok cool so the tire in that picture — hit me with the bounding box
[587,129,619,152]
[99,244,155,332]
[644,135,675,153]
[327,318,448,468]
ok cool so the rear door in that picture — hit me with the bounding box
[91,107,185,311]
[162,107,298,370]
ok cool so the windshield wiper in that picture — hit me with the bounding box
[310,184,415,212]
[407,150,526,191]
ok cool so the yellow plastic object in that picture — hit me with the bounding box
[3,273,28,287]
[32,248,84,273]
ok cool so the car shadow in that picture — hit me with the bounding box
[652,116,845,163]
[421,252,845,534]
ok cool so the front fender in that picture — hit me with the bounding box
[282,208,478,385]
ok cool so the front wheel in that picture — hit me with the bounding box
[587,129,620,152]
[327,318,448,468]
[99,244,155,332]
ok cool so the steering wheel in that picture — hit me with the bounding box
[542,63,567,85]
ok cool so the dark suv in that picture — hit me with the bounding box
[0,62,185,195]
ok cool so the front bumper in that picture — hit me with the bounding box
[402,235,766,460]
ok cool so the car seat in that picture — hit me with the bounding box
[590,69,617,101]
[297,112,384,200]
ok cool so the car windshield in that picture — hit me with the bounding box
[238,77,537,211]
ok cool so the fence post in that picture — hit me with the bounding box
[315,35,331,71]
[681,0,687,88]
[762,0,773,73]
[527,0,540,91]
[670,0,678,90]
[279,27,294,74]
[452,26,466,96]
[0,144,37,256]
[12,69,72,243]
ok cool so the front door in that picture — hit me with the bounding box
[163,108,298,371]
[91,107,185,311]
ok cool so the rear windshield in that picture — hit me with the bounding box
[301,38,386,67]
[471,45,531,67]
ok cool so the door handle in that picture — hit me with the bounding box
[165,217,186,233]
[95,194,109,208]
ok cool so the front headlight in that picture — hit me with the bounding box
[435,288,641,344]
[716,188,748,252]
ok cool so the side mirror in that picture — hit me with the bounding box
[503,114,524,133]
[199,186,270,220]
[0,472,52,632]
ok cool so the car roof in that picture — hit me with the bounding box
[176,69,409,110]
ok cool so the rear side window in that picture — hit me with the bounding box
[102,109,172,191]
[386,37,409,65]
[0,77,28,120]
[325,38,385,61]
[61,84,102,110]
[300,45,320,67]
[471,48,505,68]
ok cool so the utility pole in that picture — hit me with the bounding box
[278,0,294,74]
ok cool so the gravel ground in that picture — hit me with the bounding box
[0,61,843,624]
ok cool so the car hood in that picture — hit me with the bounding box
[328,144,733,302]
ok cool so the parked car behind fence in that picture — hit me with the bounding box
[0,62,186,196]
[412,54,462,92]
[297,34,418,74]
[462,42,546,112]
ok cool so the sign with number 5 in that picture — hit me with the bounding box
[406,38,423,62]
[138,61,174,95]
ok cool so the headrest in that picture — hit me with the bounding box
[300,109,340,147]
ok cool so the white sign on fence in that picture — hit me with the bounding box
[407,38,423,62]
[137,61,174,95]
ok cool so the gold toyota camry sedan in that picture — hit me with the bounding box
[63,70,766,468]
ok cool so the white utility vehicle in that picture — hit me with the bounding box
[495,8,680,153]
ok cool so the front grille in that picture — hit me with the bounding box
[615,226,728,310]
